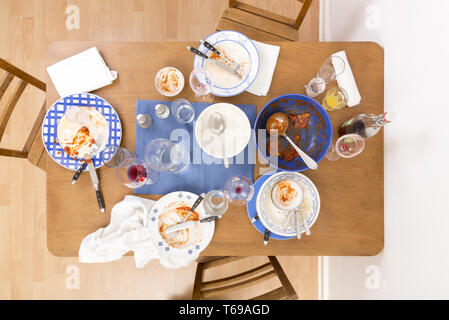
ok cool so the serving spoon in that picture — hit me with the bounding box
[266,112,318,170]
[209,112,229,168]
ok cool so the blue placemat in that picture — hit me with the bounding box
[134,100,257,195]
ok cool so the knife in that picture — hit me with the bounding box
[71,132,105,184]
[200,40,244,76]
[164,216,218,234]
[187,46,242,79]
[87,160,105,213]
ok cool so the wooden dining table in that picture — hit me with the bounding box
[45,41,384,257]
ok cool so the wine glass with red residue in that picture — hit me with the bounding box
[116,158,159,189]
[224,175,254,206]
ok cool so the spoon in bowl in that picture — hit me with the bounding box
[266,112,318,170]
[209,112,229,168]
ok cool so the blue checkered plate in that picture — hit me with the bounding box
[42,93,122,171]
[193,30,259,97]
[148,191,215,255]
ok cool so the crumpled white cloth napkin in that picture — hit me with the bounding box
[332,50,361,107]
[79,195,198,269]
[246,40,280,96]
[47,47,118,98]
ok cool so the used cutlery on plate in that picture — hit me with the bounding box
[209,112,229,168]
[164,215,218,234]
[86,157,105,213]
[298,205,311,236]
[200,40,245,78]
[182,192,206,222]
[187,46,243,79]
[266,112,318,170]
[264,228,270,246]
[71,132,105,184]
[72,162,87,184]
[295,208,302,239]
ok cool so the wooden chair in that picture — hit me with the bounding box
[216,0,314,41]
[0,58,47,170]
[192,256,298,300]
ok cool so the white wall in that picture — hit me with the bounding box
[323,0,449,299]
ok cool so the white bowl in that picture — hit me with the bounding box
[194,103,251,159]
[154,67,185,97]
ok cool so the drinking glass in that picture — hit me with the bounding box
[322,86,348,111]
[189,68,214,101]
[325,134,365,161]
[318,56,346,83]
[116,158,159,188]
[144,138,189,173]
[224,175,254,206]
[305,56,346,98]
[171,98,195,124]
[202,190,229,217]
[101,145,136,168]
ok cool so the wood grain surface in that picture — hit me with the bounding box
[46,41,384,257]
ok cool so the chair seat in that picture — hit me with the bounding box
[217,7,299,41]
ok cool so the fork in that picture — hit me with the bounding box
[200,40,245,77]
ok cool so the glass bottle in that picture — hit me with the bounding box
[339,112,396,138]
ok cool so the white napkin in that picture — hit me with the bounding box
[47,47,118,98]
[79,195,198,269]
[331,50,361,107]
[246,40,280,96]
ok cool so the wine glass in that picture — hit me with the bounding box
[189,67,214,101]
[325,134,365,161]
[224,175,254,206]
[100,145,136,168]
[116,158,159,188]
[144,138,189,173]
[202,190,229,217]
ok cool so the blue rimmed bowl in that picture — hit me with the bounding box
[254,94,332,171]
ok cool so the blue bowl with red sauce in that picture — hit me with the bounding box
[254,94,332,172]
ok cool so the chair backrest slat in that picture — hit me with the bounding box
[193,256,298,300]
[0,58,46,169]
[202,262,272,290]
[0,58,45,91]
[0,80,27,141]
[0,72,15,100]
[200,270,276,299]
[268,256,298,299]
[294,0,313,29]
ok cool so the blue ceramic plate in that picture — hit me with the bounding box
[256,171,320,237]
[246,171,294,240]
[254,94,332,171]
[193,30,259,97]
[42,93,122,171]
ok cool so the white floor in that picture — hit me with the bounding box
[321,0,449,299]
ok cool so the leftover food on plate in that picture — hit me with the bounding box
[57,107,108,160]
[267,112,311,162]
[158,201,204,249]
[204,41,250,88]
